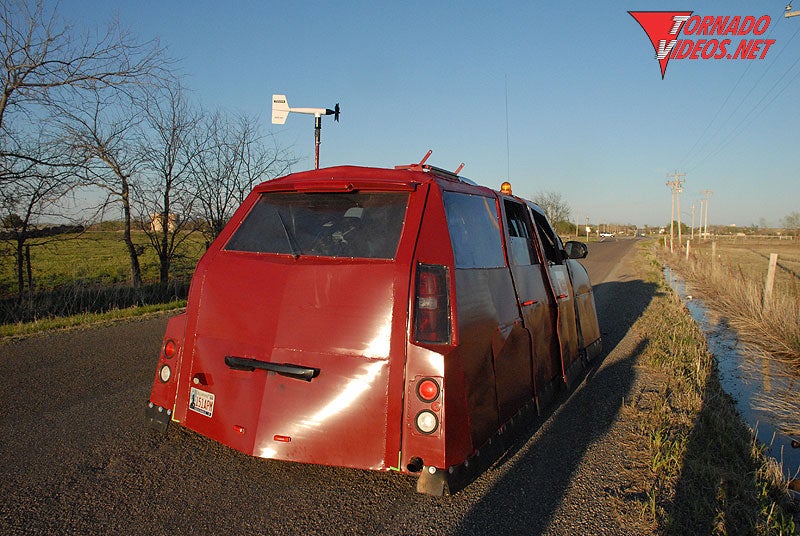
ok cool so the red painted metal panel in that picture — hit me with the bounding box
[177,252,409,469]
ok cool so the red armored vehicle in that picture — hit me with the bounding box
[146,156,601,495]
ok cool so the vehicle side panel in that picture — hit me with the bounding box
[549,264,580,383]
[509,265,560,409]
[500,197,561,411]
[453,268,522,447]
[567,258,602,358]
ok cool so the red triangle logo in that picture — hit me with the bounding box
[629,11,693,78]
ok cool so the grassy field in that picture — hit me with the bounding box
[0,230,205,326]
[659,237,800,470]
[687,238,800,297]
[0,230,206,294]
[664,238,800,366]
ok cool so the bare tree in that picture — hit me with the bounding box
[136,83,200,283]
[0,0,166,156]
[231,113,295,204]
[783,212,800,236]
[191,109,297,244]
[58,88,146,287]
[189,110,235,244]
[0,0,168,289]
[533,190,572,226]
[0,134,76,296]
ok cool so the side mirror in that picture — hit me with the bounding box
[564,241,588,259]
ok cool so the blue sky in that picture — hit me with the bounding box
[65,1,800,227]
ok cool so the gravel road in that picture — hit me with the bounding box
[0,238,657,535]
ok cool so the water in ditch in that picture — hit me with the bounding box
[664,267,800,479]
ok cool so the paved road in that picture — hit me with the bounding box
[0,238,653,535]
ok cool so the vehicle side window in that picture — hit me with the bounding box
[443,191,505,269]
[530,209,562,265]
[503,199,538,266]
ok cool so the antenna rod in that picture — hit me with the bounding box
[505,75,510,181]
[315,115,322,170]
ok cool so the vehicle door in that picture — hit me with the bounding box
[565,251,602,361]
[528,207,581,387]
[502,198,561,410]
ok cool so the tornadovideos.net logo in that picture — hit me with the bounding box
[629,12,776,78]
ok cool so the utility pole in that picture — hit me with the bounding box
[701,189,713,239]
[666,171,686,253]
[697,199,706,240]
[691,203,696,240]
[668,183,675,252]
[786,3,800,17]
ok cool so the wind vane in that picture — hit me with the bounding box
[272,94,340,169]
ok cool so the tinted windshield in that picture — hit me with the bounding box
[225,191,409,259]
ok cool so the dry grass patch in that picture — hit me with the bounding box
[661,244,800,441]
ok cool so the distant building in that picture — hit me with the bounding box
[150,213,178,232]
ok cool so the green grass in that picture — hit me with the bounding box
[0,230,206,294]
[0,229,204,329]
[0,300,186,339]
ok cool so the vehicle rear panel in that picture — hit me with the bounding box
[177,257,403,468]
[171,169,423,470]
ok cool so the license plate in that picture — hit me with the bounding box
[189,387,215,417]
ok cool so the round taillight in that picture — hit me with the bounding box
[415,410,438,434]
[417,378,440,402]
[163,340,176,359]
[159,364,172,383]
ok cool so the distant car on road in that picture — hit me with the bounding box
[599,232,615,238]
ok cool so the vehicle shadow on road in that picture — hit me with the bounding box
[449,277,661,535]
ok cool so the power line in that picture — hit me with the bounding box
[679,6,800,172]
[688,48,800,172]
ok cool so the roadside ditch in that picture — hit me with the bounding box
[624,246,797,534]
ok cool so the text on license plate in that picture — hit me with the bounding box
[189,387,215,417]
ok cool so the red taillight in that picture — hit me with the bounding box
[163,339,177,358]
[407,375,444,437]
[417,378,440,402]
[414,264,451,344]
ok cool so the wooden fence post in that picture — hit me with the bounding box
[711,241,717,271]
[763,253,778,308]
